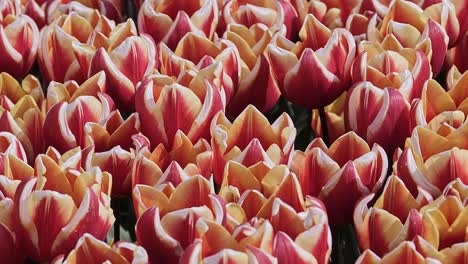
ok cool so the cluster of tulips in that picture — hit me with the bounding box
[0,0,467,263]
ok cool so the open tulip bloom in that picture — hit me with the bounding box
[0,0,468,263]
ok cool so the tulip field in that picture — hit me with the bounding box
[1,0,467,263]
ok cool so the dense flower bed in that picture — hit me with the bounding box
[0,0,466,263]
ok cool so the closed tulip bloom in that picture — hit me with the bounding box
[131,132,212,188]
[135,73,225,150]
[0,132,28,172]
[292,0,344,29]
[351,41,432,103]
[15,165,114,262]
[158,33,240,103]
[223,24,281,115]
[52,234,149,264]
[0,14,39,78]
[292,132,387,226]
[38,10,115,84]
[138,0,218,50]
[44,93,114,153]
[0,72,44,111]
[409,75,468,131]
[268,14,356,109]
[447,33,467,73]
[395,124,468,198]
[345,81,411,155]
[211,105,295,185]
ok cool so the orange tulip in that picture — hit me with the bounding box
[211,105,295,185]
[0,13,39,78]
[138,0,218,50]
[292,132,388,226]
[52,234,149,264]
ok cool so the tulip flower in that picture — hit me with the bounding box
[221,0,298,40]
[158,33,240,103]
[52,234,149,264]
[268,14,356,109]
[0,72,44,112]
[222,24,281,115]
[395,124,468,198]
[211,105,295,185]
[375,0,451,75]
[44,93,114,154]
[291,132,387,226]
[409,75,468,131]
[0,95,45,163]
[138,0,218,50]
[0,0,20,19]
[0,132,28,171]
[135,73,225,150]
[83,111,140,197]
[38,10,115,84]
[351,41,432,102]
[131,132,212,188]
[15,164,114,262]
[414,179,468,263]
[0,14,39,78]
[76,28,157,110]
[344,81,411,155]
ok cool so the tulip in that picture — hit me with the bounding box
[395,124,468,197]
[52,233,149,264]
[291,132,387,226]
[268,14,356,109]
[0,14,39,78]
[15,164,114,262]
[43,93,114,153]
[447,35,468,79]
[211,105,295,185]
[344,81,411,155]
[38,10,115,84]
[221,0,298,40]
[0,132,28,172]
[0,95,45,163]
[345,13,382,43]
[132,132,212,188]
[376,0,451,75]
[135,73,225,150]
[0,72,44,112]
[351,41,432,102]
[222,24,281,115]
[414,179,468,263]
[409,75,468,131]
[158,33,240,103]
[77,28,157,110]
[138,0,218,50]
[70,0,123,22]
